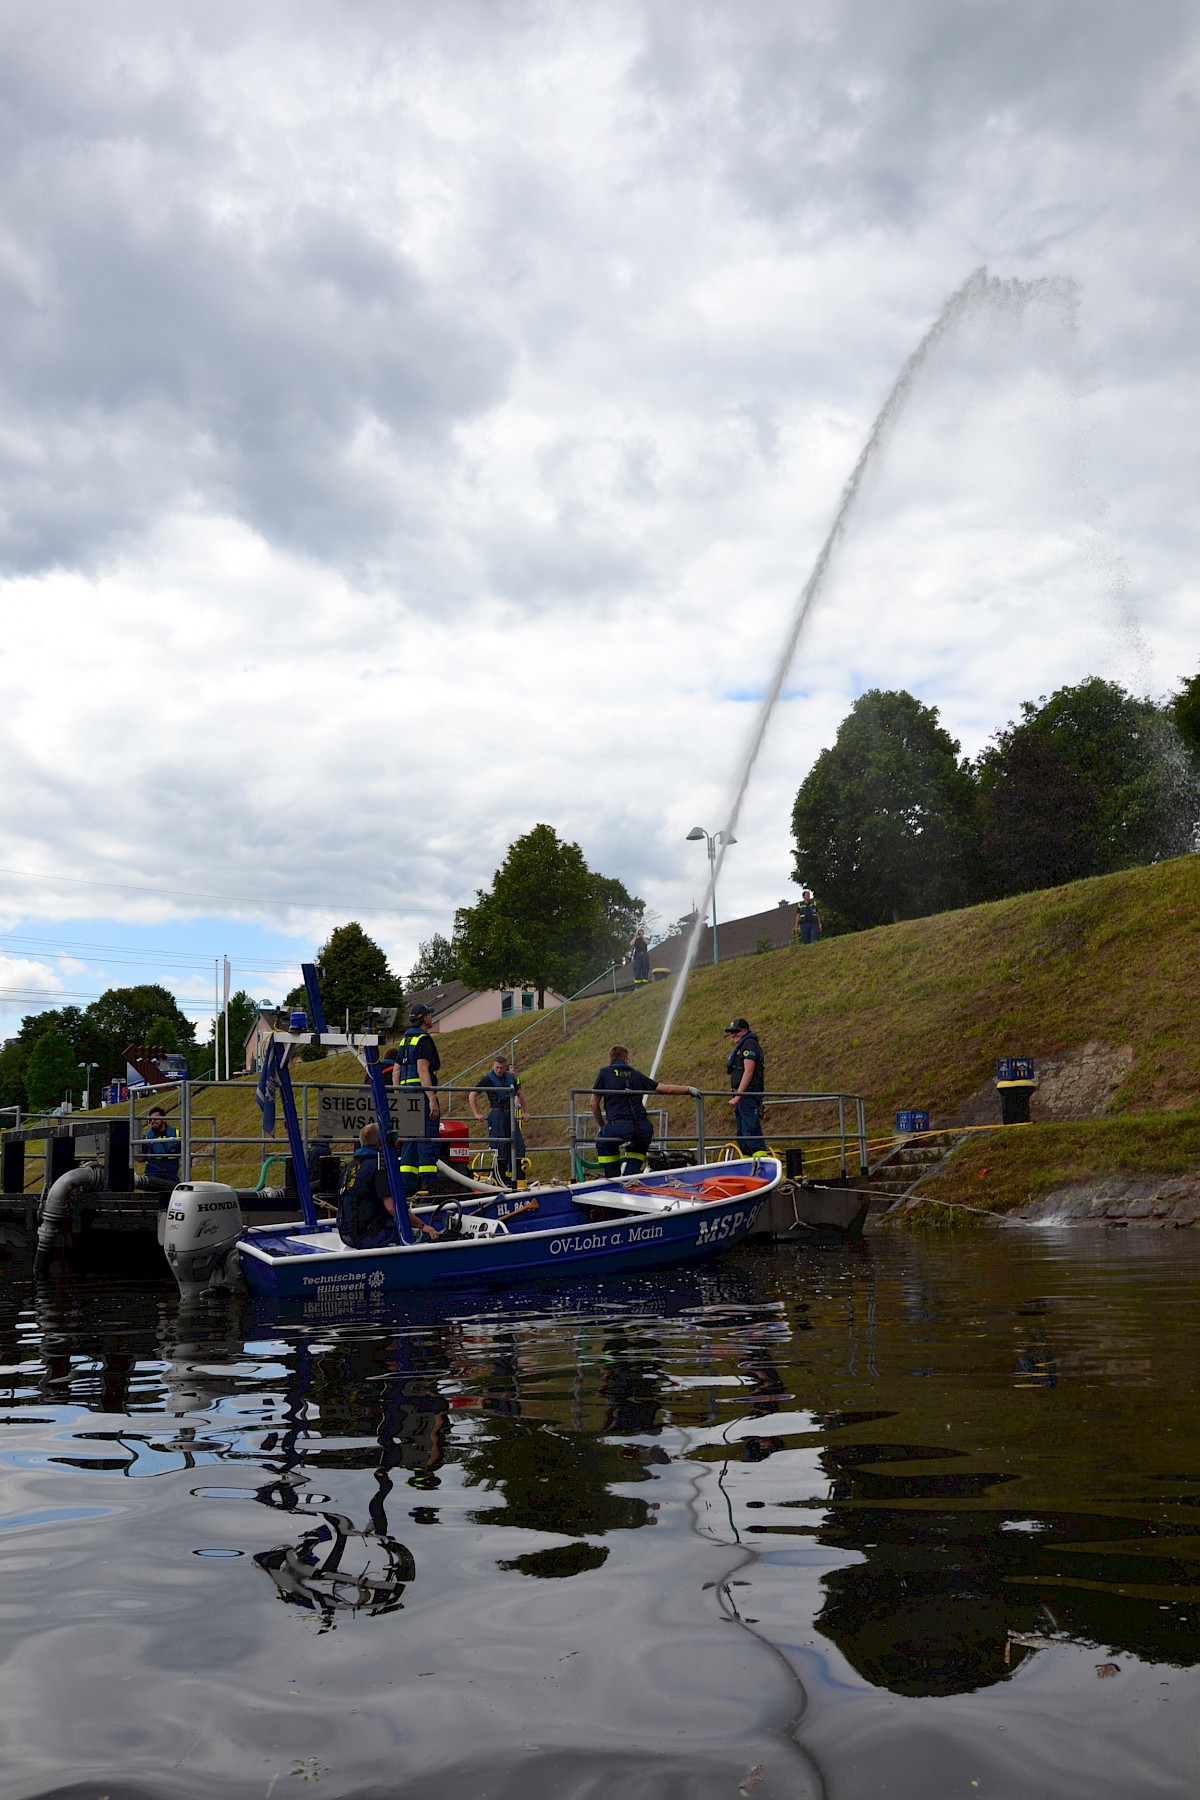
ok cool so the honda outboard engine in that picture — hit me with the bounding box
[163,1182,244,1297]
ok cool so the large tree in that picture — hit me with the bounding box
[406,933,459,992]
[1171,666,1200,757]
[287,922,403,1030]
[454,824,643,1004]
[85,985,197,1061]
[977,677,1191,893]
[976,729,1103,894]
[791,690,980,930]
[25,1032,82,1111]
[7,986,198,1094]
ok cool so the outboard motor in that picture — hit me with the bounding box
[163,1182,244,1297]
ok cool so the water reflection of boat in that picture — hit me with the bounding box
[254,1507,416,1624]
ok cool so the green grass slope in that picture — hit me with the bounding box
[500,853,1200,1158]
[62,856,1198,1191]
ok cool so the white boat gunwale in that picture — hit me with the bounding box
[236,1170,776,1267]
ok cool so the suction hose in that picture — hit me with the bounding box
[434,1158,509,1197]
[33,1164,104,1275]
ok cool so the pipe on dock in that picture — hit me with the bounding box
[33,1164,104,1275]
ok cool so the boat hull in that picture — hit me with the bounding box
[236,1161,779,1304]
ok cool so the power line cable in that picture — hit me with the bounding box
[0,864,407,915]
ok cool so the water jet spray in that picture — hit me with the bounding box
[650,267,1076,1076]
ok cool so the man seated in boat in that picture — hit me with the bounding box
[337,1123,440,1248]
[590,1046,694,1181]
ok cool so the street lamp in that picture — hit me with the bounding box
[686,826,737,965]
[78,1061,98,1111]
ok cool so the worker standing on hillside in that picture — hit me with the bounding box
[470,1053,526,1185]
[391,1003,441,1198]
[630,928,651,988]
[794,890,821,945]
[725,1017,767,1154]
[590,1045,694,1181]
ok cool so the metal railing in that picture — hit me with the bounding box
[1,1074,868,1201]
[567,1088,867,1182]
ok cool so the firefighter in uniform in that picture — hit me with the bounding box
[630,929,651,987]
[589,1044,693,1181]
[139,1105,181,1183]
[391,1003,441,1199]
[337,1123,438,1247]
[469,1053,526,1185]
[725,1016,767,1154]
[794,889,821,944]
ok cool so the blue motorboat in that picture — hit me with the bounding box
[233,1158,781,1301]
[160,968,781,1305]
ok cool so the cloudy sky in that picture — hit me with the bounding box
[0,0,1197,1035]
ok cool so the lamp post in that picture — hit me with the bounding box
[78,1061,98,1112]
[686,826,737,965]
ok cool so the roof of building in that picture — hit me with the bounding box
[404,979,478,1023]
[243,1007,290,1050]
[573,900,799,999]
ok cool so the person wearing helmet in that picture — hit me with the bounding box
[392,1002,441,1198]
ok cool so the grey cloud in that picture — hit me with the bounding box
[630,1,1199,239]
[0,18,511,576]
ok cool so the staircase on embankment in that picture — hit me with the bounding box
[867,1132,966,1211]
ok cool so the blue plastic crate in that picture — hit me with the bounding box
[996,1057,1034,1082]
[895,1110,930,1134]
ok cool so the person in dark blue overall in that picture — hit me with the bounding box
[630,929,651,988]
[589,1045,692,1181]
[469,1054,526,1184]
[140,1106,180,1183]
[794,890,821,945]
[724,1017,766,1154]
[337,1124,438,1247]
[391,1004,441,1199]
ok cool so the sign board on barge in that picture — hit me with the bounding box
[316,1088,426,1138]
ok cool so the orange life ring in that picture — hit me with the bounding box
[696,1175,769,1202]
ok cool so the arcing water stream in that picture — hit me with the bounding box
[650,266,1075,1076]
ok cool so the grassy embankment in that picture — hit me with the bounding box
[462,853,1200,1202]
[69,855,1200,1201]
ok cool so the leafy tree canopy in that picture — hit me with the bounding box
[25,1032,82,1111]
[976,729,1103,896]
[1173,667,1200,756]
[6,986,199,1100]
[406,933,459,992]
[454,824,643,1004]
[0,1040,27,1111]
[977,677,1190,892]
[286,923,403,1030]
[791,689,979,930]
[87,985,197,1055]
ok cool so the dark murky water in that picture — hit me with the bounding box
[2,1229,1199,1799]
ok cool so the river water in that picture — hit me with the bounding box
[1,1228,1198,1799]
